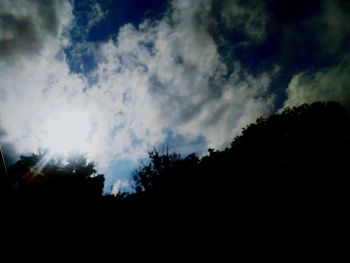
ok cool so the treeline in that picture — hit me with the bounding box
[0,101,348,230]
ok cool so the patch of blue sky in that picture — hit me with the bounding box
[103,159,137,193]
[86,0,168,42]
[65,0,168,75]
[164,131,208,158]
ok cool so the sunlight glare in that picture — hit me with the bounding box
[43,110,91,154]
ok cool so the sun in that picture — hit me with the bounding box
[43,110,92,154]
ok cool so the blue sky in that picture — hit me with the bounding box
[1,0,350,193]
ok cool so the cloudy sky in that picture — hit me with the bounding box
[1,0,349,192]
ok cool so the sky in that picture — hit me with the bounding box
[1,0,350,193]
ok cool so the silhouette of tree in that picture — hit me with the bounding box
[131,150,199,213]
[130,101,349,226]
[133,150,181,192]
[8,152,104,202]
[1,101,348,242]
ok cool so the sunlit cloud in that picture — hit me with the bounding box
[42,110,92,154]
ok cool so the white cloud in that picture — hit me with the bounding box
[89,0,275,154]
[0,0,276,191]
[0,0,80,154]
[87,2,107,30]
[111,179,131,195]
[284,57,350,108]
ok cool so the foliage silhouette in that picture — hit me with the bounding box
[1,101,348,239]
[130,101,349,223]
[6,152,104,206]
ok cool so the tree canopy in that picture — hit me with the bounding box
[6,152,104,205]
[1,102,348,233]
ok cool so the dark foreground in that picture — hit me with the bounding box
[0,102,348,257]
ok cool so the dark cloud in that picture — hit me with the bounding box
[1,142,18,167]
[190,0,349,77]
[276,0,350,107]
[316,0,350,57]
[193,0,350,108]
[0,128,18,166]
[0,14,41,59]
[0,0,68,63]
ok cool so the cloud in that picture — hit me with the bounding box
[0,0,72,63]
[283,0,350,109]
[87,2,107,30]
[317,0,350,57]
[284,57,350,108]
[0,127,18,166]
[88,0,276,156]
[219,0,267,43]
[0,0,84,151]
[170,0,268,71]
[0,0,278,191]
[5,0,348,191]
[111,179,131,195]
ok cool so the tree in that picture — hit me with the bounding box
[130,102,349,220]
[131,150,200,212]
[8,152,104,202]
[133,150,181,192]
